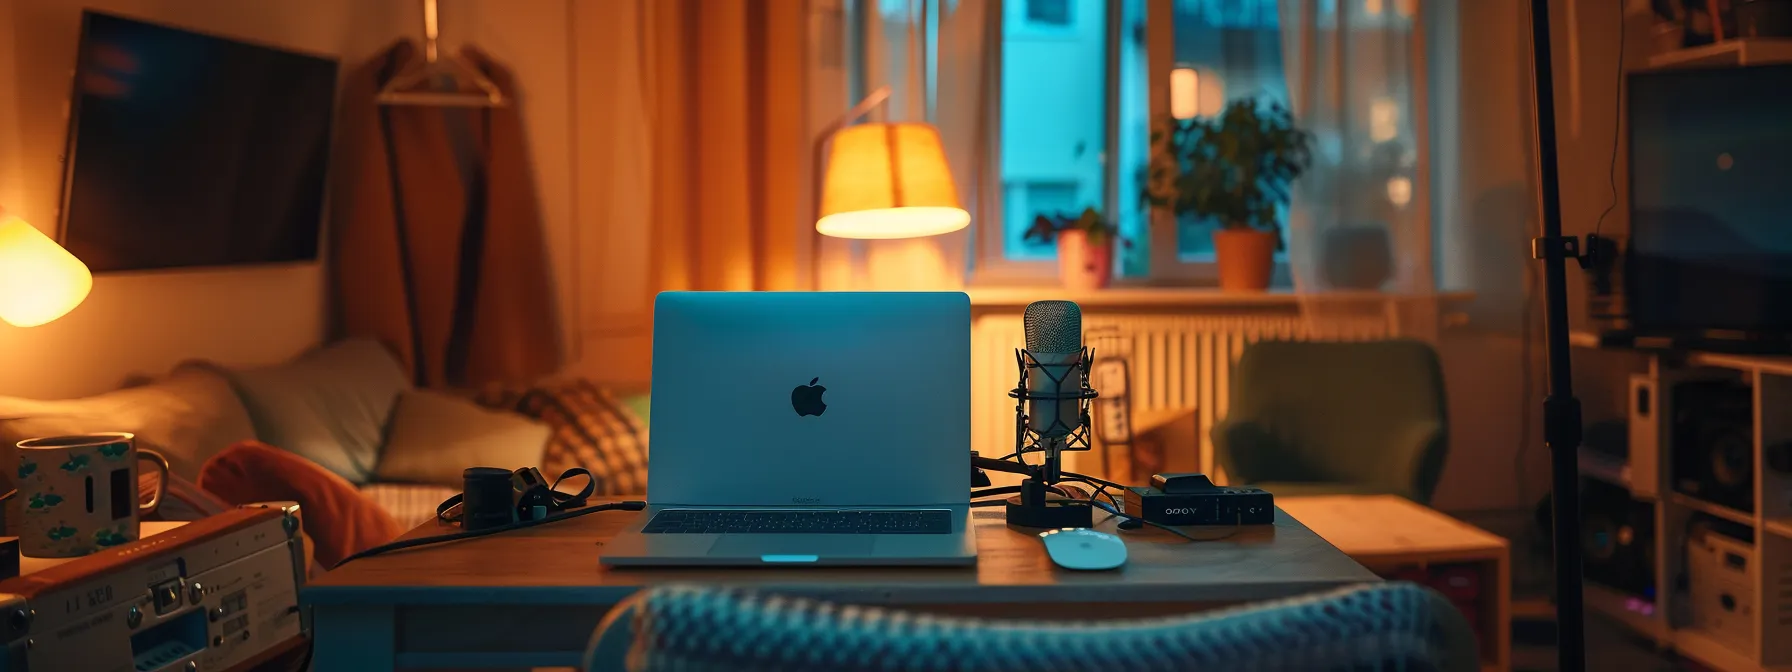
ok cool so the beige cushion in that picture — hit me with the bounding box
[0,365,257,487]
[475,380,650,496]
[221,339,410,484]
[374,389,550,488]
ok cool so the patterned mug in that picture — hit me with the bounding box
[14,433,170,558]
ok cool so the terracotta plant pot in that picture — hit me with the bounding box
[1056,229,1113,290]
[1213,227,1276,291]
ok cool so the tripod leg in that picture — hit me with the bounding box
[1527,0,1587,668]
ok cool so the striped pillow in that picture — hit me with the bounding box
[477,380,649,496]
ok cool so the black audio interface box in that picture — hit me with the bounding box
[1121,474,1276,526]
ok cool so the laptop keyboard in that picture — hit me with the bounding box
[642,509,953,535]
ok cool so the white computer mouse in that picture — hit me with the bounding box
[1038,528,1128,571]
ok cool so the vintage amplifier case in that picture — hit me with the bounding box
[0,507,307,672]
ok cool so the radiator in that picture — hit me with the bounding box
[971,312,1392,482]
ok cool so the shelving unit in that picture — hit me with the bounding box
[1573,333,1792,672]
[1647,38,1792,69]
[1579,447,1630,488]
[1672,491,1755,527]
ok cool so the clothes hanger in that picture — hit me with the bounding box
[377,0,505,107]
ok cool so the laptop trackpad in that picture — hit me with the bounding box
[710,535,874,559]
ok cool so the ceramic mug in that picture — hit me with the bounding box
[14,433,169,558]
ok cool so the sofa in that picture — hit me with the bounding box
[0,339,649,542]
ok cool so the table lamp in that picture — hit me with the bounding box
[0,208,93,327]
[812,86,969,270]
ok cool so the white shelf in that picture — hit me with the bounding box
[1766,518,1792,539]
[1690,351,1792,378]
[1586,584,1788,672]
[1585,583,1669,643]
[1676,628,1765,672]
[1671,492,1756,526]
[1580,349,1792,672]
[1579,448,1631,488]
[1648,38,1792,69]
[1566,331,1792,376]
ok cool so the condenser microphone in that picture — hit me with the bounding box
[1023,300,1083,439]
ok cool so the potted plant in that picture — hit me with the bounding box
[1024,207,1125,290]
[1146,99,1313,291]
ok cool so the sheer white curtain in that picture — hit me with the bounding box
[813,0,993,290]
[1277,0,1436,338]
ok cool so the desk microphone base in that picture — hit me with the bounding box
[1005,479,1093,529]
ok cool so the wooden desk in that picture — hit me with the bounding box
[306,499,1378,671]
[1279,495,1511,672]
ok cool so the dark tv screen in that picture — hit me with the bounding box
[1627,64,1792,333]
[59,12,339,273]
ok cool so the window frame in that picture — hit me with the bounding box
[1013,0,1079,36]
[973,0,1280,287]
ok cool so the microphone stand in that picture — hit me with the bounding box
[1001,348,1100,529]
[1527,0,1588,668]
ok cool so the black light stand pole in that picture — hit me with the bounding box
[1526,0,1587,670]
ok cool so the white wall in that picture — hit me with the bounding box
[1427,0,1651,512]
[0,0,408,399]
[416,0,647,388]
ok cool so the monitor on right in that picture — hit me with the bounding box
[1627,63,1792,340]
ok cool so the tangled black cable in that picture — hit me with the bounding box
[968,464,1241,543]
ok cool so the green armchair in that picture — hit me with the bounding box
[1212,339,1449,505]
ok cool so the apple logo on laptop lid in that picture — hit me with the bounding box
[791,378,827,417]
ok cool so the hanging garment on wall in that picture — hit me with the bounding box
[331,41,561,389]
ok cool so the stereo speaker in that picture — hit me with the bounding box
[1671,379,1755,513]
[1579,478,1657,599]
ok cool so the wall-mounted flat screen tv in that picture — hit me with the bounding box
[58,12,339,273]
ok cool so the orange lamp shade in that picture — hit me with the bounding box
[817,122,970,239]
[0,211,93,327]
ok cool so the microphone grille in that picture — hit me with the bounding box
[1023,300,1082,353]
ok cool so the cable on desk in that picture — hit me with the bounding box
[1087,496,1241,543]
[971,484,1075,501]
[1056,471,1241,543]
[966,454,1240,540]
[335,500,646,567]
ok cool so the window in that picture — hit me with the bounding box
[1007,181,1081,260]
[990,0,1288,281]
[1168,0,1287,261]
[998,0,1113,268]
[1024,0,1073,26]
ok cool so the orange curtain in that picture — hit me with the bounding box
[643,0,807,293]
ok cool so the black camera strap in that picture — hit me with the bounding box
[435,467,597,525]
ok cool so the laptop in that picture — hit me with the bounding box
[599,291,976,567]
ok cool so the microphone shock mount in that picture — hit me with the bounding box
[1005,347,1099,529]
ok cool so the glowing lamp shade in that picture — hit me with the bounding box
[0,212,93,327]
[816,122,969,239]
